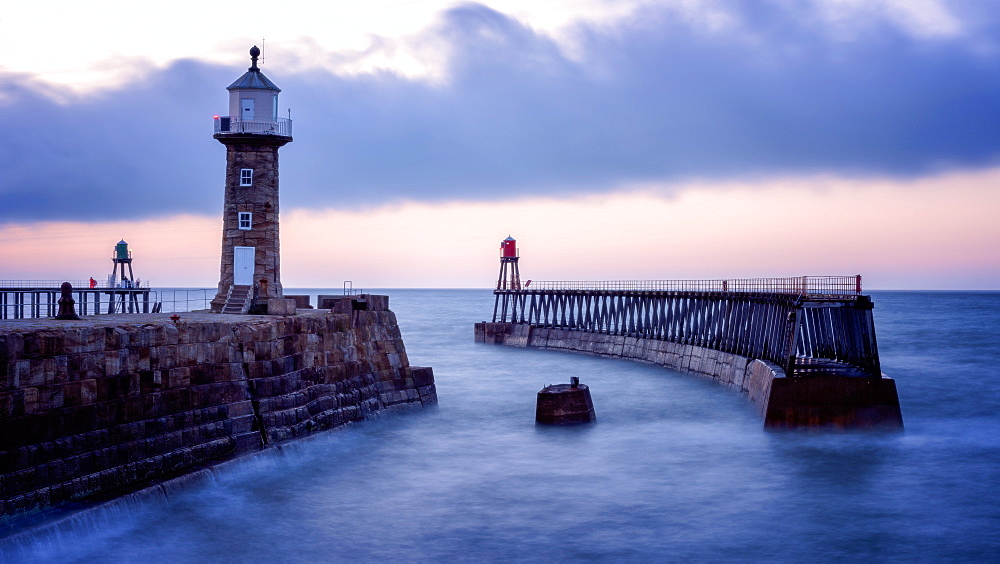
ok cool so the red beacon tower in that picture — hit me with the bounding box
[497,236,521,291]
[493,235,525,323]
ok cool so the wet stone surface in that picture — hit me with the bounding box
[0,304,436,523]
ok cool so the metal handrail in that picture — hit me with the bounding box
[246,283,259,314]
[214,116,292,137]
[0,288,211,319]
[152,289,212,313]
[343,281,364,296]
[515,276,863,296]
[0,280,150,289]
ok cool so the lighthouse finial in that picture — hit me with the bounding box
[249,45,261,71]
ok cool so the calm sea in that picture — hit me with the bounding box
[3,289,999,562]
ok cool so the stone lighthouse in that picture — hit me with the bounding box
[210,46,292,313]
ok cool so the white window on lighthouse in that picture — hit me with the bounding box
[240,169,253,186]
[238,212,252,230]
[241,98,254,121]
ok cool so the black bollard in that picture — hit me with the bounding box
[55,282,81,320]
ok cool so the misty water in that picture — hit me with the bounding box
[4,290,999,561]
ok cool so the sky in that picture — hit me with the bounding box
[1,0,998,289]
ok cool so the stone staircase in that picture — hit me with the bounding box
[221,285,252,314]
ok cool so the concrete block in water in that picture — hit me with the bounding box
[764,376,903,430]
[536,379,596,425]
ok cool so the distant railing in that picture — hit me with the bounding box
[489,276,878,376]
[214,116,292,137]
[154,289,213,313]
[0,288,213,319]
[518,276,863,296]
[343,281,364,296]
[0,280,150,289]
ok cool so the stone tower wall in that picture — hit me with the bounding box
[211,136,289,311]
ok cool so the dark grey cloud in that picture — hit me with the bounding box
[0,60,223,222]
[2,1,999,223]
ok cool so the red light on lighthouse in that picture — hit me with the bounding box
[501,236,517,258]
[495,235,522,296]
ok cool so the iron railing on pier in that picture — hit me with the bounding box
[520,275,862,296]
[154,289,213,313]
[0,288,152,319]
[0,280,150,289]
[0,288,213,319]
[490,275,880,378]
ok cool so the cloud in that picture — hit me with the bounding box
[2,1,999,224]
[0,61,224,222]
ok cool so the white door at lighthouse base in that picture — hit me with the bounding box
[234,246,255,286]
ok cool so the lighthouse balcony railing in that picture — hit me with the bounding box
[214,116,292,137]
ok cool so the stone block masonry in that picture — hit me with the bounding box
[475,322,901,430]
[210,136,289,311]
[1,297,436,524]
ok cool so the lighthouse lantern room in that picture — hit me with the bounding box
[110,239,135,288]
[501,236,517,258]
[497,236,521,291]
[213,46,290,136]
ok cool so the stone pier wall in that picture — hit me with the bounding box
[475,322,901,430]
[475,322,775,409]
[1,296,436,524]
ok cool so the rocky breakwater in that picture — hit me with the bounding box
[1,295,435,525]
